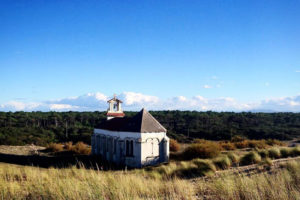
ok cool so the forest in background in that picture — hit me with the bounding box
[0,111,300,146]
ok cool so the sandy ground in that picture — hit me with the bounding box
[0,145,46,156]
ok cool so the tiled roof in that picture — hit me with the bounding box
[97,108,166,133]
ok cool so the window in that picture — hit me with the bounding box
[126,140,134,156]
[113,139,117,154]
[113,102,118,111]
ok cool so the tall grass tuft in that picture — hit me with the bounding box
[227,152,239,164]
[240,151,261,166]
[182,141,221,159]
[268,148,281,159]
[258,149,269,159]
[280,148,292,158]
[213,156,232,170]
[290,147,300,157]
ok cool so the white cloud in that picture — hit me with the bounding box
[1,92,300,112]
[265,82,270,87]
[203,85,212,89]
[0,101,42,111]
[120,92,159,106]
[49,104,79,110]
[258,95,300,112]
[211,76,218,80]
[295,70,300,73]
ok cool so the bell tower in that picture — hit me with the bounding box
[107,94,125,120]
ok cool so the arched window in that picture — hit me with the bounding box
[126,140,134,156]
[113,138,117,154]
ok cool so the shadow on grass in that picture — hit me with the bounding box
[0,152,121,170]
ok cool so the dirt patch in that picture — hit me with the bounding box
[0,145,46,156]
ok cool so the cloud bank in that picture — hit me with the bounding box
[1,92,300,112]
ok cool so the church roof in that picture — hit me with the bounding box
[97,108,167,133]
[107,95,123,103]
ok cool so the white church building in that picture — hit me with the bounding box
[91,96,169,168]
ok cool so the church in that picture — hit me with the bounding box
[91,95,169,168]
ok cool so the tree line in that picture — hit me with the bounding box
[0,111,300,145]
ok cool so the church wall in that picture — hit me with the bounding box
[140,132,169,166]
[93,129,169,168]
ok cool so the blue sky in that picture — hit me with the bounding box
[1,1,300,112]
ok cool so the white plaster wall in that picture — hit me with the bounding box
[140,132,169,164]
[93,129,169,167]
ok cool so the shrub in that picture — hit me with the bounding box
[193,139,207,144]
[182,142,221,160]
[213,156,232,170]
[235,140,250,149]
[260,157,273,167]
[268,148,281,159]
[227,152,239,163]
[193,159,216,172]
[248,140,268,149]
[258,149,269,159]
[64,141,73,151]
[280,148,292,158]
[72,142,91,155]
[266,139,285,146]
[290,147,300,157]
[169,139,181,152]
[240,151,261,166]
[47,143,64,152]
[219,142,236,150]
[231,135,245,142]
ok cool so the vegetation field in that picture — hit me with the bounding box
[1,157,300,199]
[1,111,300,145]
[1,139,300,199]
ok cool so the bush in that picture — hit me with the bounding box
[280,148,292,158]
[192,159,216,172]
[64,141,73,151]
[213,156,232,170]
[268,148,281,159]
[47,143,64,152]
[260,157,273,167]
[235,140,250,149]
[193,139,208,144]
[240,151,262,166]
[182,142,221,160]
[172,159,216,178]
[169,139,181,152]
[219,142,236,150]
[231,135,245,142]
[266,139,285,146]
[258,149,269,159]
[72,142,91,155]
[248,140,268,149]
[227,152,239,163]
[290,147,300,157]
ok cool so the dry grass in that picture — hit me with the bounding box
[47,143,64,152]
[0,163,193,200]
[193,138,285,153]
[46,142,91,155]
[183,142,221,159]
[71,142,91,155]
[1,158,300,199]
[240,151,262,166]
[169,139,181,152]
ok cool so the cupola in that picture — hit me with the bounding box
[106,94,125,120]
